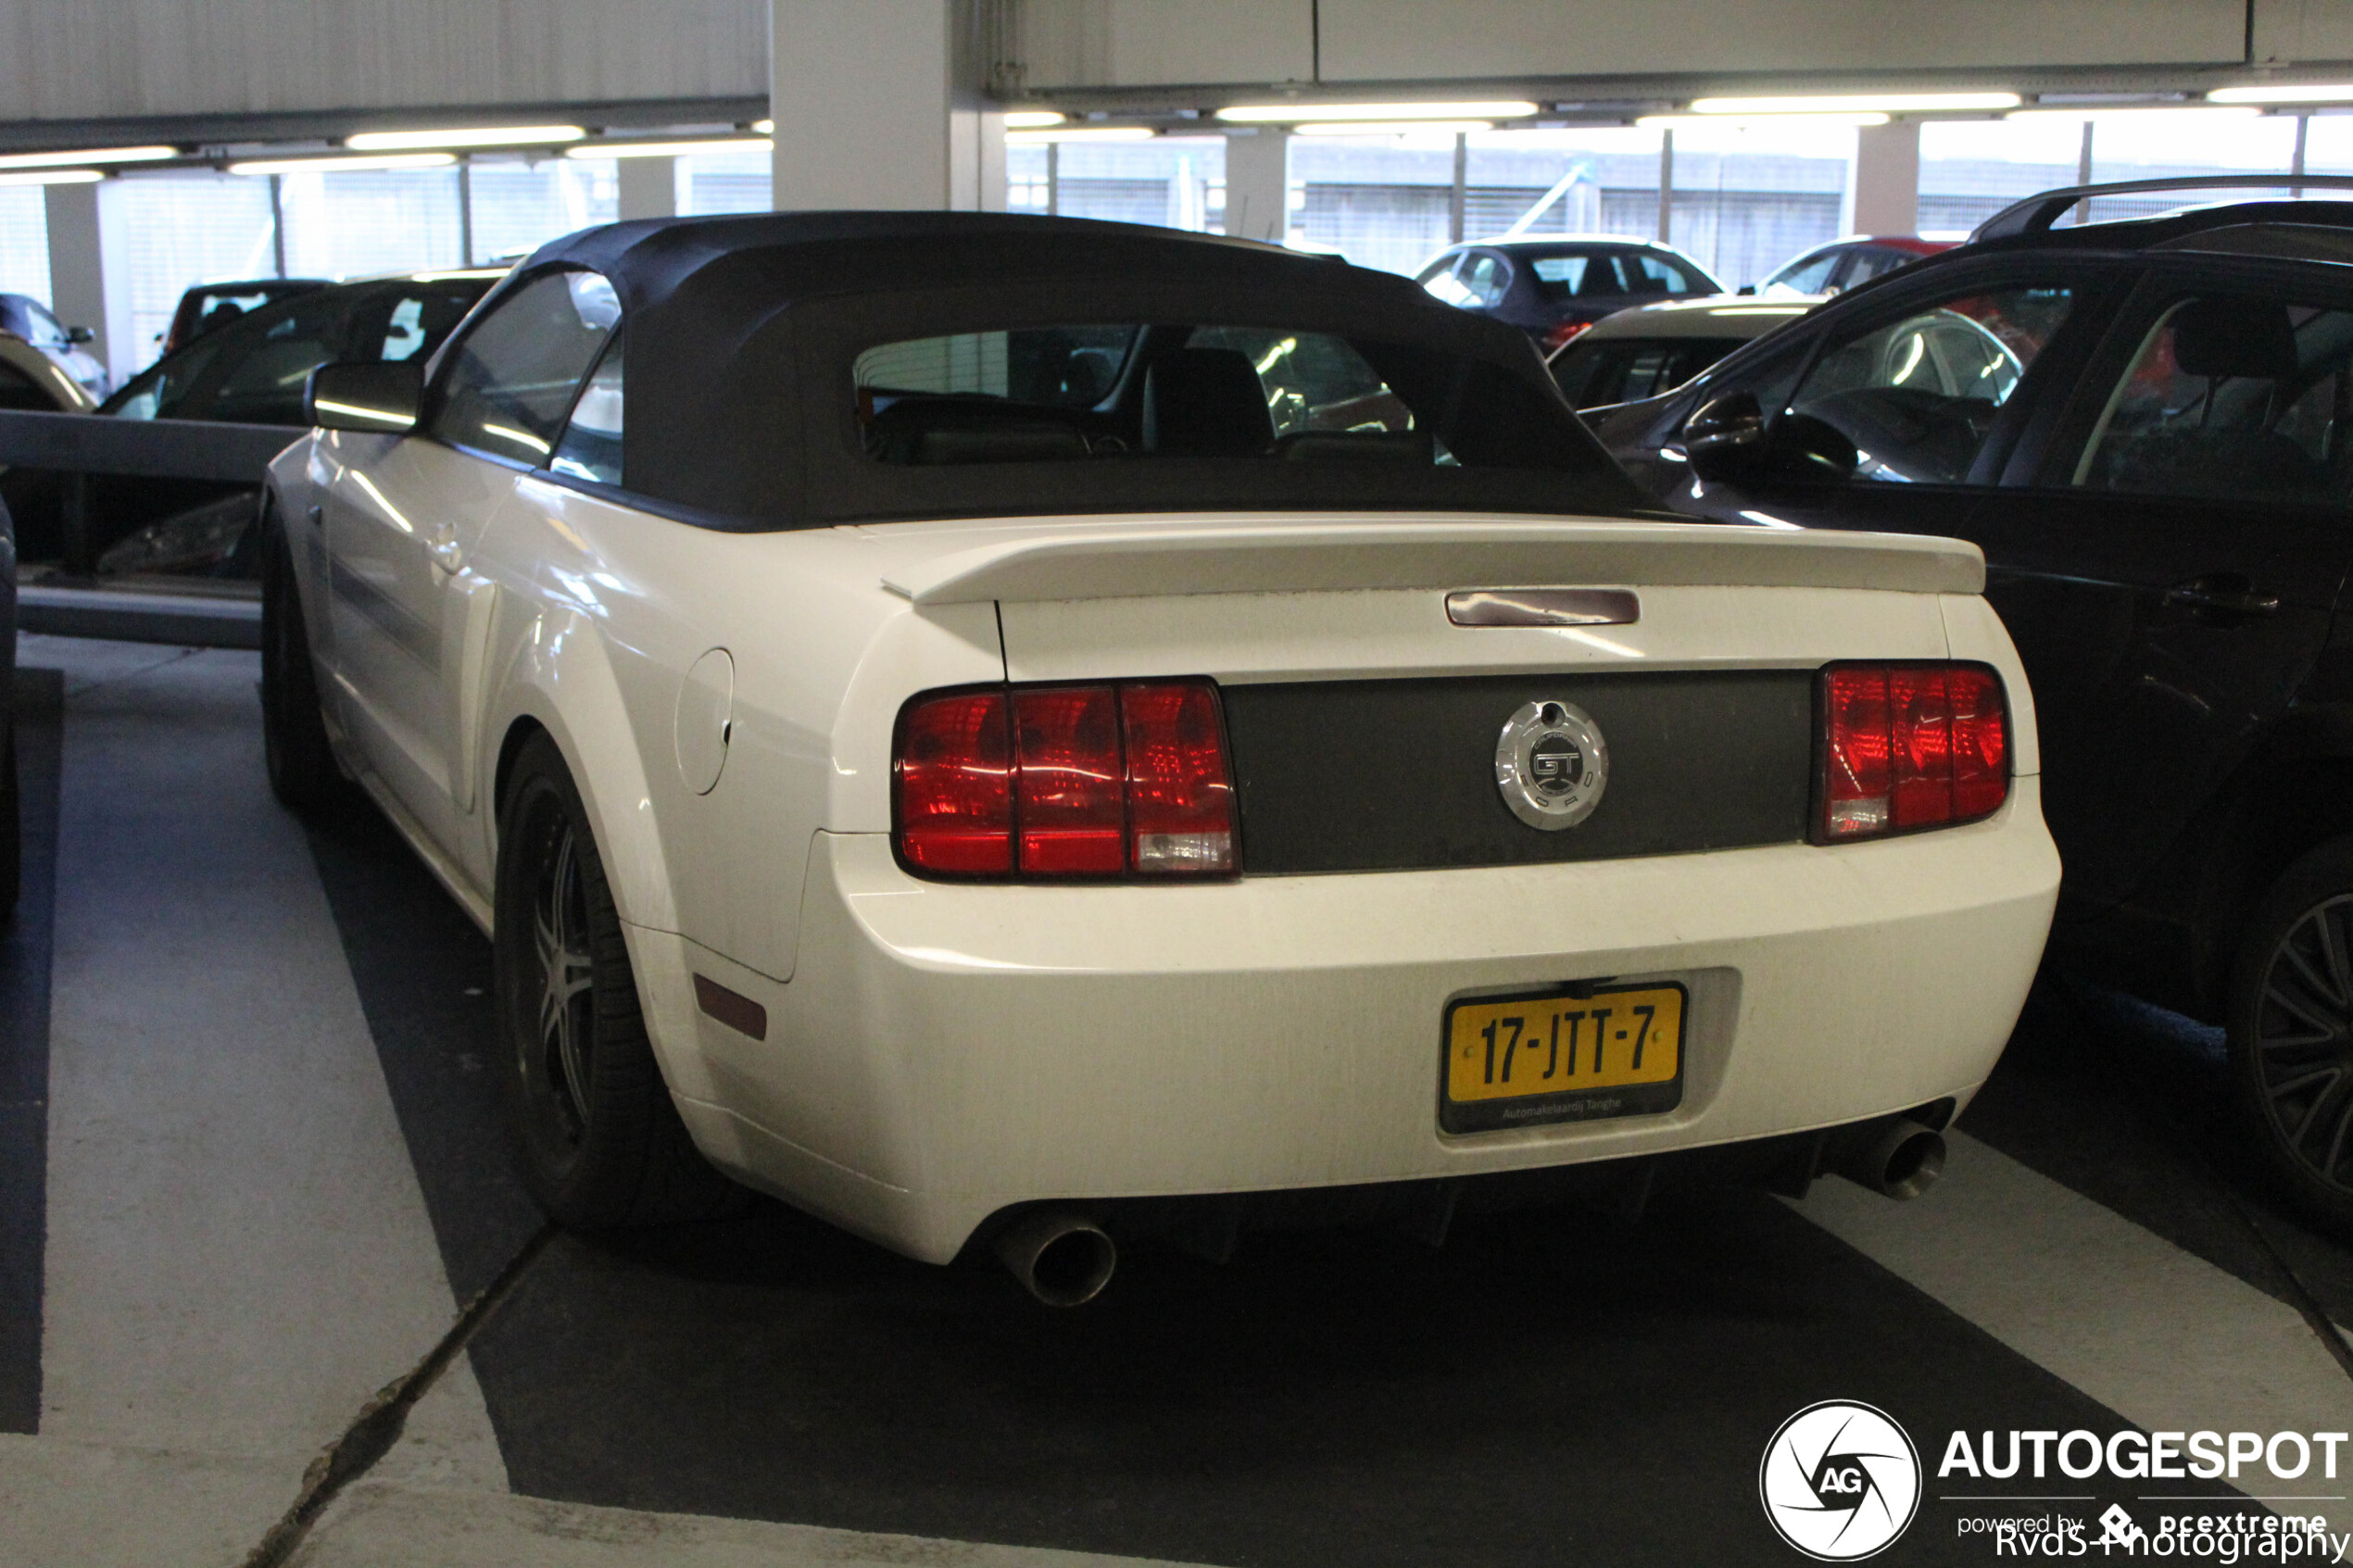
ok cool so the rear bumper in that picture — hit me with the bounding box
[640,778,2058,1263]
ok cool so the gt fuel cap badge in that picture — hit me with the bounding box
[1495,700,1608,831]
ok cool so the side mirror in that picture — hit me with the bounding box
[308,360,423,434]
[64,324,94,345]
[1683,392,1768,482]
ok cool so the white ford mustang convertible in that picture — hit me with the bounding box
[263,213,2057,1303]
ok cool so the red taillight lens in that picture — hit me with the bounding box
[1014,686,1126,875]
[1122,681,1236,874]
[893,680,1237,879]
[894,691,1013,873]
[1818,662,2008,843]
[1544,318,1593,352]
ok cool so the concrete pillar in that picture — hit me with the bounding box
[617,157,677,220]
[770,0,1001,211]
[1223,128,1288,243]
[1849,120,1922,236]
[42,180,122,387]
[43,182,104,362]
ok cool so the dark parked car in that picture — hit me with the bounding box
[1752,235,1953,297]
[1416,237,1722,351]
[1589,176,2353,1233]
[158,277,331,357]
[3,269,500,581]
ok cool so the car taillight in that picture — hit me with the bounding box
[894,681,1236,879]
[1817,662,2007,843]
[1544,319,1593,352]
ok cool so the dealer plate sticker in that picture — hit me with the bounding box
[1441,981,1685,1135]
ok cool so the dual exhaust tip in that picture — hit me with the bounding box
[994,1116,1944,1304]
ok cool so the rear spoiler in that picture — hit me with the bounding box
[878,517,1984,605]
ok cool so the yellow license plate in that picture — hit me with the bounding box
[1441,982,1686,1135]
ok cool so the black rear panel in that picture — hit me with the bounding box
[1224,671,1815,874]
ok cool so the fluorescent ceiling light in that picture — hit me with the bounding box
[346,124,585,151]
[1003,127,1155,143]
[1293,120,1493,137]
[1217,100,1537,123]
[751,118,774,133]
[2208,83,2353,105]
[1692,92,2020,115]
[1002,110,1066,129]
[2007,105,2260,121]
[1639,112,1890,129]
[228,152,457,175]
[565,137,774,159]
[0,169,102,187]
[0,144,173,170]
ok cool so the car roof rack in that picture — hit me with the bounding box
[1972,174,2353,242]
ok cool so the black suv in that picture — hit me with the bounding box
[1589,176,2353,1233]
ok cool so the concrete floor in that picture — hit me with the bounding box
[5,634,2353,1567]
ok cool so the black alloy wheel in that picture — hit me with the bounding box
[258,501,338,809]
[2231,838,2353,1235]
[493,733,741,1227]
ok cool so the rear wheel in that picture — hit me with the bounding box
[494,734,739,1227]
[259,503,337,809]
[2229,836,2353,1236]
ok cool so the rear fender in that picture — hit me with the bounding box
[480,601,677,939]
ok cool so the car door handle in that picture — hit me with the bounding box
[2162,579,2281,618]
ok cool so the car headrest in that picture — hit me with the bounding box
[1143,348,1275,457]
[2173,296,2298,381]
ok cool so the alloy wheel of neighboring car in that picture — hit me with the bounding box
[493,734,742,1227]
[2232,840,2353,1233]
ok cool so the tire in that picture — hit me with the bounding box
[2229,835,2353,1236]
[0,714,19,921]
[494,733,739,1227]
[259,502,338,809]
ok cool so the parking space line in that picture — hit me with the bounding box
[1796,1129,2353,1538]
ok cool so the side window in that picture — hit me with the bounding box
[20,301,66,349]
[1623,254,1690,295]
[1459,252,1511,307]
[1768,252,1841,296]
[2070,295,2353,508]
[109,339,224,421]
[1783,282,2076,483]
[549,329,623,486]
[207,308,345,424]
[1419,254,1477,307]
[430,270,620,467]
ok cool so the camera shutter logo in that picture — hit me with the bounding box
[1758,1400,1921,1561]
[1494,700,1608,831]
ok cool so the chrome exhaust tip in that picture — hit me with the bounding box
[1833,1119,1946,1201]
[993,1210,1117,1307]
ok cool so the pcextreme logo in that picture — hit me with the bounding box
[1761,1400,1925,1561]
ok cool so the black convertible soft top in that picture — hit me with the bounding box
[477,211,1649,529]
